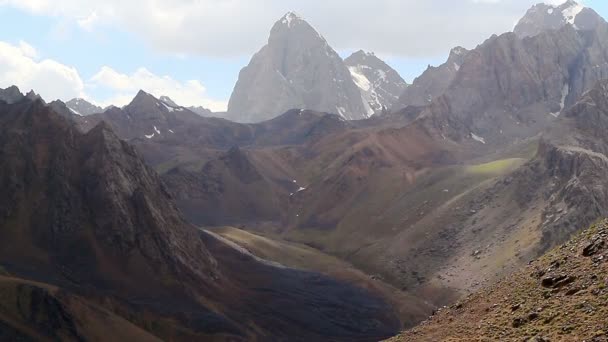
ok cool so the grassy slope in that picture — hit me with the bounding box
[283,156,527,256]
[388,219,608,341]
[206,227,434,328]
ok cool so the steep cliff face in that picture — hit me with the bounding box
[227,12,368,122]
[417,20,608,147]
[0,99,218,293]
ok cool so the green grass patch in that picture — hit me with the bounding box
[465,158,525,175]
[0,266,8,276]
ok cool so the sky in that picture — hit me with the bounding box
[0,0,606,111]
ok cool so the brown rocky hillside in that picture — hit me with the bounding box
[388,218,608,341]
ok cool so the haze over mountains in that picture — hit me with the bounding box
[3,1,608,341]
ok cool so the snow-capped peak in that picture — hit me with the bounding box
[560,0,584,25]
[281,11,301,27]
[514,0,594,38]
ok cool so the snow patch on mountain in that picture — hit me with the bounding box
[471,133,486,144]
[345,51,408,116]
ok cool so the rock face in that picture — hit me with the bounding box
[514,0,603,38]
[344,50,408,115]
[227,12,368,122]
[417,18,608,147]
[66,98,103,116]
[395,47,468,109]
[0,99,218,292]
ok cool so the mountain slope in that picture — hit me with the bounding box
[345,50,408,115]
[388,218,608,341]
[227,12,368,122]
[162,146,288,226]
[0,98,404,340]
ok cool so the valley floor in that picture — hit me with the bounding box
[204,226,434,328]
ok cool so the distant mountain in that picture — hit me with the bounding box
[394,46,468,109]
[344,50,408,115]
[227,12,368,122]
[66,98,103,116]
[188,105,214,116]
[514,0,604,38]
[159,95,214,117]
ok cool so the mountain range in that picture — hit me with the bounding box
[2,0,608,340]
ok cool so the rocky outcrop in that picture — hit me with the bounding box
[388,219,608,341]
[344,50,408,115]
[227,12,368,122]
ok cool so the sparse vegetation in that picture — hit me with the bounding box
[465,158,526,175]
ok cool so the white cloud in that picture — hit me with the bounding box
[77,11,99,31]
[0,0,587,57]
[88,66,228,111]
[0,40,85,101]
[0,39,225,111]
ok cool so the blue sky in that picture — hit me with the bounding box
[0,0,605,110]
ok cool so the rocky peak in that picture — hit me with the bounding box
[188,106,213,117]
[227,12,367,122]
[0,86,25,104]
[277,11,305,29]
[66,98,103,116]
[25,90,44,103]
[345,50,408,115]
[128,90,158,109]
[514,1,604,38]
[394,46,469,109]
